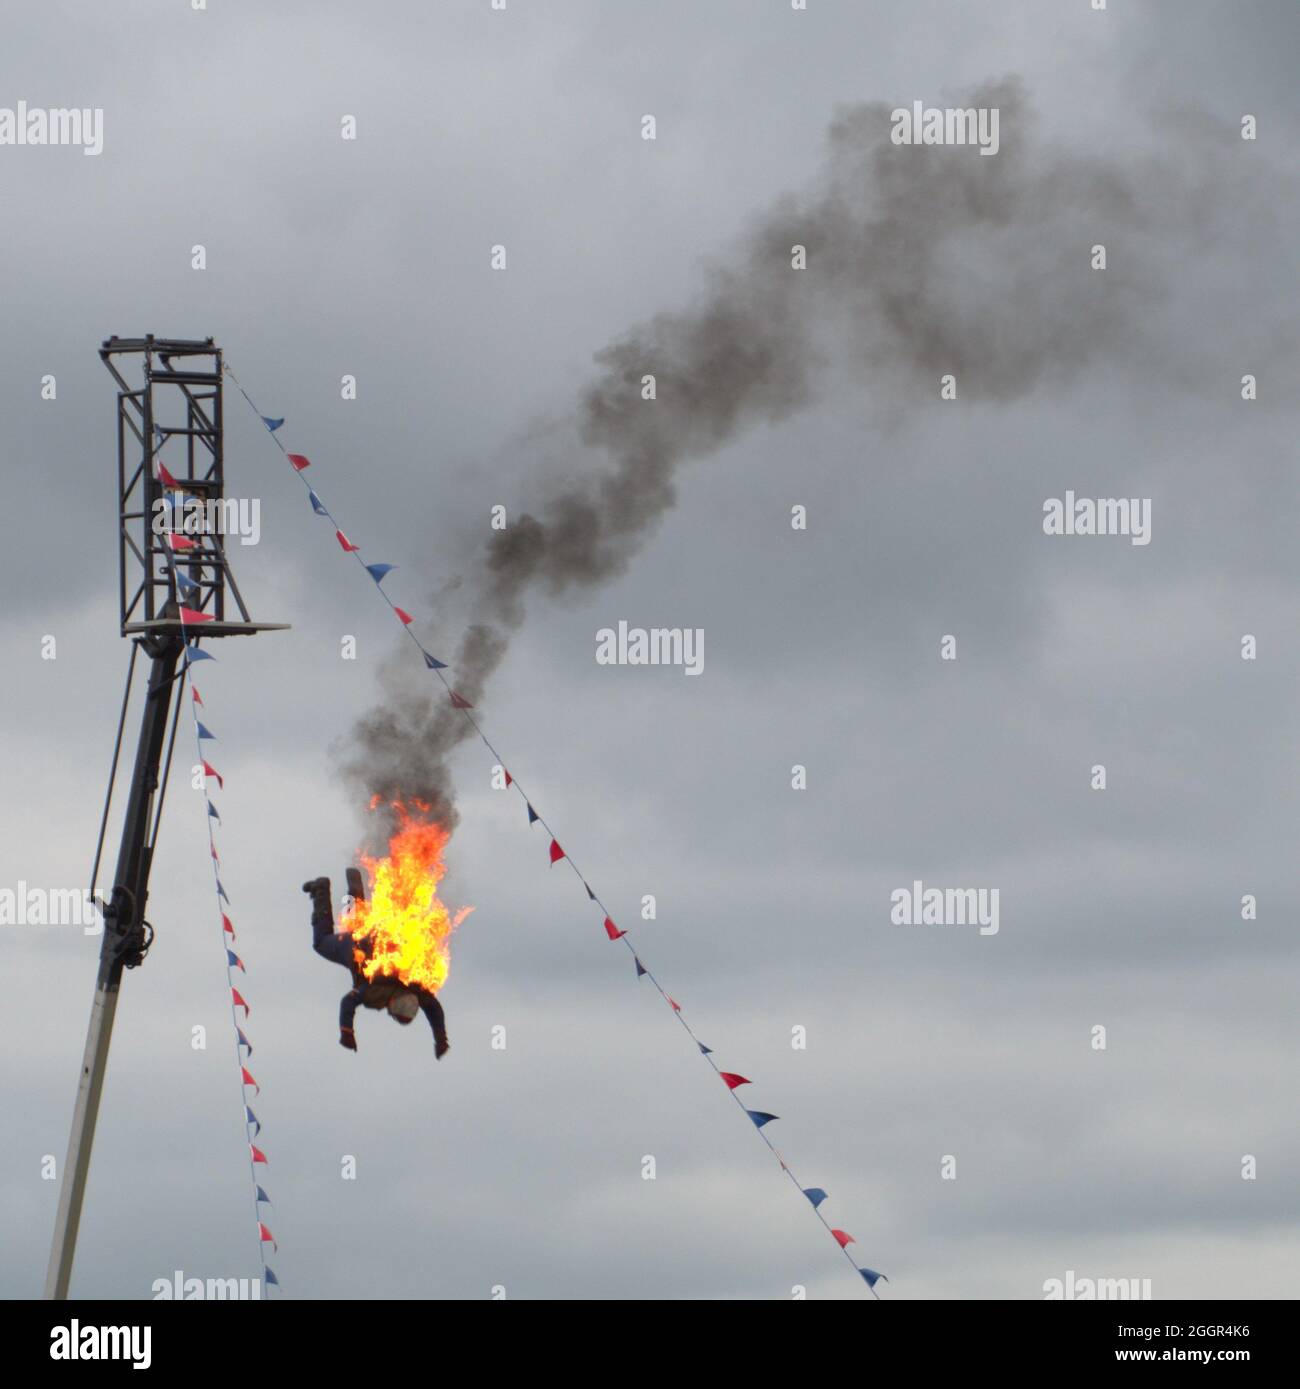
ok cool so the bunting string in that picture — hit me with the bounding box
[153,431,280,1297]
[223,363,884,1297]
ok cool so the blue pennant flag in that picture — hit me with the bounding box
[585,882,596,901]
[859,1268,886,1288]
[309,490,330,516]
[365,563,397,584]
[227,949,244,971]
[635,957,647,978]
[746,1110,779,1129]
[803,1187,829,1210]
[422,650,447,670]
[185,645,216,663]
[261,416,284,433]
[245,1105,260,1137]
[173,570,199,594]
[526,803,539,824]
[264,1267,280,1288]
[153,425,166,445]
[207,800,220,822]
[697,1042,712,1055]
[196,721,216,740]
[256,1186,272,1206]
[217,879,230,904]
[237,1027,252,1055]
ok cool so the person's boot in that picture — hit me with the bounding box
[339,1026,357,1052]
[435,1032,450,1060]
[302,877,333,929]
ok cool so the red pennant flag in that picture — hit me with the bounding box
[179,606,214,624]
[157,461,181,489]
[191,686,203,706]
[719,1072,750,1090]
[603,917,625,941]
[241,1066,259,1094]
[504,769,513,787]
[210,842,220,863]
[394,607,414,625]
[166,533,198,551]
[258,1221,277,1250]
[336,529,359,552]
[286,453,311,471]
[832,1229,856,1249]
[449,691,473,709]
[232,988,249,1017]
[203,760,223,789]
[250,1144,268,1164]
[548,838,565,865]
[668,996,681,1012]
[222,913,235,937]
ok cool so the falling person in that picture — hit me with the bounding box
[303,873,450,1058]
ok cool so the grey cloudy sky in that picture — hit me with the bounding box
[1,0,1297,1301]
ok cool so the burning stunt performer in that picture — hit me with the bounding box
[304,871,450,1058]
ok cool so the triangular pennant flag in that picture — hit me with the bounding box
[422,650,448,670]
[231,988,249,1017]
[719,1072,750,1090]
[206,799,220,822]
[261,416,284,432]
[166,532,198,551]
[449,691,473,709]
[585,882,595,901]
[153,425,165,445]
[527,804,539,825]
[335,529,360,552]
[603,917,625,941]
[250,1144,268,1163]
[504,769,513,788]
[157,461,181,489]
[309,490,329,516]
[697,1042,712,1055]
[746,1110,778,1129]
[186,645,215,663]
[831,1229,855,1249]
[264,1267,280,1288]
[668,996,681,1012]
[216,879,230,903]
[179,606,214,626]
[203,760,223,789]
[258,1221,277,1251]
[255,1186,272,1206]
[241,1066,259,1095]
[173,569,199,594]
[245,1106,260,1137]
[394,607,414,626]
[222,912,235,937]
[237,1027,252,1055]
[192,686,204,706]
[365,563,396,584]
[635,957,647,977]
[859,1268,886,1288]
[227,949,245,972]
[196,721,216,739]
[286,453,311,471]
[210,842,220,863]
[802,1188,829,1210]
[548,838,565,865]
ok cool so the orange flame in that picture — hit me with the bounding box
[341,800,472,995]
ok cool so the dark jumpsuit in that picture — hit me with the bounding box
[311,898,447,1047]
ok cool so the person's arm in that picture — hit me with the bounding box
[339,986,364,1050]
[420,993,449,1058]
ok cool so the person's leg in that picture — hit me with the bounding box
[304,878,335,952]
[338,986,365,1050]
